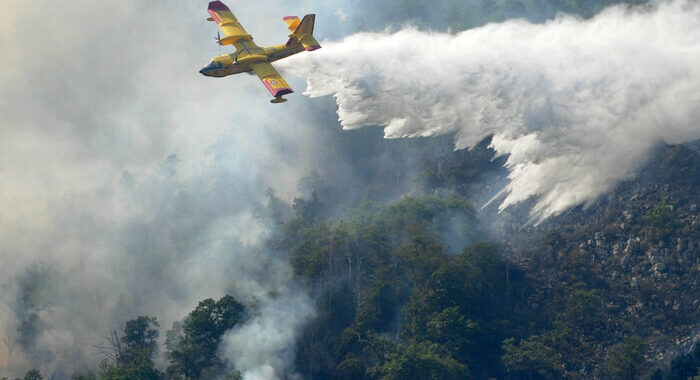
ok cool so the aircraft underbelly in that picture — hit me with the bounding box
[208,64,252,77]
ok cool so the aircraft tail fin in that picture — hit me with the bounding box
[284,14,321,51]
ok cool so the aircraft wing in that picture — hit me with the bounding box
[207,1,252,46]
[251,63,293,98]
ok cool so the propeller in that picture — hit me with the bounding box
[215,31,222,51]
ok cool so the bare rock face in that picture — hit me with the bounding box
[652,261,666,274]
[647,247,661,265]
[675,237,685,254]
[470,143,699,375]
[629,276,639,288]
[612,242,622,257]
[594,231,610,259]
[621,237,641,266]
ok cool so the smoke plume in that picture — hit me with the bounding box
[220,286,314,380]
[0,1,322,378]
[280,0,700,220]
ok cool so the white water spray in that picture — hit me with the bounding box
[281,0,700,220]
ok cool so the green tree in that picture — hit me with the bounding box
[424,306,479,354]
[21,369,42,380]
[502,330,568,379]
[99,355,162,380]
[369,341,471,380]
[605,336,647,380]
[650,369,664,380]
[167,295,245,379]
[70,372,97,380]
[121,316,159,365]
[646,197,677,239]
[666,343,700,380]
[336,352,368,380]
[97,316,163,380]
[561,288,604,332]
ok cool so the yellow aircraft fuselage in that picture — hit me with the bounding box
[200,1,320,103]
[199,42,304,78]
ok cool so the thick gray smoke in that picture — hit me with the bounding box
[0,1,330,378]
[280,0,700,220]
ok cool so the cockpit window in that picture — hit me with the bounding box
[204,60,217,70]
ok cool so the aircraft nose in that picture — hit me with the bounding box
[200,60,217,76]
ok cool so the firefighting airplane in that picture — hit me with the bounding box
[199,1,321,103]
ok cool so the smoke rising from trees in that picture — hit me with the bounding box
[0,1,324,378]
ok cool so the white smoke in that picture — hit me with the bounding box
[280,0,700,220]
[0,1,322,377]
[220,288,314,380]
